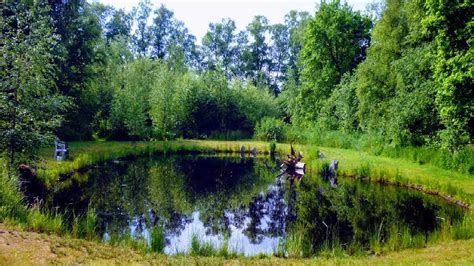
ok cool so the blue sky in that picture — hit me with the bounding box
[92,0,375,41]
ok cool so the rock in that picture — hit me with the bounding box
[251,147,257,157]
[329,160,339,172]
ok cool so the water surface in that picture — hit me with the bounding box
[49,154,465,255]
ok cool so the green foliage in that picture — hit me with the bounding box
[269,142,277,154]
[453,212,474,240]
[423,0,473,151]
[49,0,104,140]
[110,59,158,139]
[0,1,69,164]
[318,74,359,132]
[285,232,313,258]
[27,207,65,235]
[110,65,279,140]
[356,163,371,179]
[297,0,372,124]
[254,117,286,142]
[149,64,190,139]
[355,0,439,146]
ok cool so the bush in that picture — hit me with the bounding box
[254,117,287,142]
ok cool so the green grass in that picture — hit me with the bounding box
[150,225,166,253]
[190,234,218,257]
[284,129,474,175]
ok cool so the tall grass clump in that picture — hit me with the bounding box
[150,225,166,253]
[453,212,474,240]
[269,141,277,155]
[285,232,313,258]
[317,236,347,258]
[0,161,27,223]
[217,239,238,259]
[190,234,217,256]
[85,207,97,240]
[355,163,371,179]
[27,207,64,234]
[319,160,331,178]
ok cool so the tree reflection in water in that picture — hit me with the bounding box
[48,154,465,256]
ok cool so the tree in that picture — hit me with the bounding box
[355,0,440,146]
[150,4,174,59]
[202,18,238,77]
[48,0,104,140]
[269,23,290,95]
[284,10,310,83]
[148,5,198,68]
[105,8,132,41]
[297,0,372,124]
[132,0,152,57]
[110,59,158,139]
[0,1,68,165]
[423,0,473,150]
[245,16,271,87]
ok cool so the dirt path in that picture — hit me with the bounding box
[0,227,55,264]
[0,224,142,265]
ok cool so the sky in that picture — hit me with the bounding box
[93,0,374,42]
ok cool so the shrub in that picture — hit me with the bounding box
[254,117,286,142]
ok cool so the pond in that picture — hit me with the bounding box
[46,154,465,256]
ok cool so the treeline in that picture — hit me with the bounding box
[287,0,472,151]
[1,0,472,165]
[1,0,308,163]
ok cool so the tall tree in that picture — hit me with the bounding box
[48,0,104,140]
[297,0,372,124]
[148,5,198,68]
[202,18,238,77]
[285,10,310,80]
[245,16,271,86]
[268,11,310,95]
[150,4,174,59]
[355,0,441,146]
[1,1,68,165]
[423,0,473,150]
[269,23,290,95]
[132,0,152,57]
[105,8,132,41]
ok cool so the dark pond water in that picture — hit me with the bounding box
[48,154,465,256]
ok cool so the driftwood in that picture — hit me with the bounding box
[280,144,305,181]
